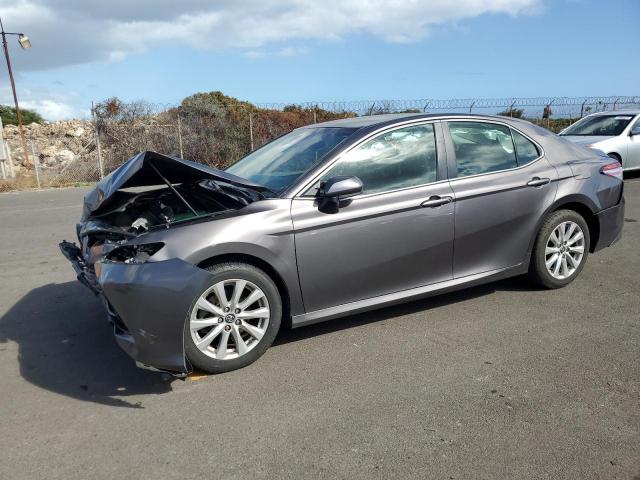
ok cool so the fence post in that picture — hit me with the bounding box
[5,142,14,178]
[177,113,184,159]
[469,101,475,113]
[91,101,104,179]
[580,101,586,118]
[0,117,5,180]
[249,112,254,152]
[30,141,41,189]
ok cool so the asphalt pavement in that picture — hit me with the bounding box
[1,178,639,479]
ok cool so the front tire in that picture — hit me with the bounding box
[528,210,590,289]
[184,262,282,374]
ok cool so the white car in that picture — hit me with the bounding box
[559,110,640,172]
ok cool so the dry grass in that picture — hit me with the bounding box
[0,174,93,192]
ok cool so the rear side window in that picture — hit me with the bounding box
[449,122,517,177]
[512,130,540,165]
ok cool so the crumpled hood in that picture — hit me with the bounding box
[559,135,614,147]
[82,150,267,218]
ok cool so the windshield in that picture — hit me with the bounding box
[225,127,356,193]
[560,115,634,136]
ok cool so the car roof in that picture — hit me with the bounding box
[309,112,524,129]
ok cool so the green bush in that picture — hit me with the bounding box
[0,104,43,125]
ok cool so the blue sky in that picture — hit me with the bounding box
[0,0,637,120]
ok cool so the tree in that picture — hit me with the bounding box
[0,105,44,125]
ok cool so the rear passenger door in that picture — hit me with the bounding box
[444,120,558,278]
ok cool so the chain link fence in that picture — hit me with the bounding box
[1,95,639,191]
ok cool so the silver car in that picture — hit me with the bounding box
[559,110,640,171]
[60,113,625,375]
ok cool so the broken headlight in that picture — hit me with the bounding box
[105,242,165,264]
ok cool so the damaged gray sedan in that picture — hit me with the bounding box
[60,114,625,375]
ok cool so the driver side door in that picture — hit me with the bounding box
[291,122,455,314]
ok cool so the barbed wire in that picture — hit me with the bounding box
[109,96,640,117]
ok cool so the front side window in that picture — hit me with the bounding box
[307,124,437,196]
[449,122,517,177]
[560,115,633,136]
[512,130,540,165]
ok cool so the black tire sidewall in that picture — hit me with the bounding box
[531,210,590,289]
[184,262,282,374]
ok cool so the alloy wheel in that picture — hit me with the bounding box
[545,221,585,280]
[190,279,270,360]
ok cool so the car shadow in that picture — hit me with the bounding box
[624,170,640,181]
[0,281,174,408]
[275,276,535,346]
[1,276,537,406]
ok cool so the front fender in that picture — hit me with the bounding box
[126,199,305,316]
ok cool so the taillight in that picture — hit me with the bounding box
[600,162,623,180]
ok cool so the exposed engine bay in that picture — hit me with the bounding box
[60,151,273,289]
[90,180,262,234]
[78,179,266,261]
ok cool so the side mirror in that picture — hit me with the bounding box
[630,128,640,137]
[318,176,363,198]
[316,176,363,213]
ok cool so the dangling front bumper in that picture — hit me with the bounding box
[60,240,214,375]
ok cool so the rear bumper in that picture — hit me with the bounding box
[97,258,216,375]
[593,197,625,252]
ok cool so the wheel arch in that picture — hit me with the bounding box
[197,253,293,328]
[529,195,600,255]
[607,152,622,163]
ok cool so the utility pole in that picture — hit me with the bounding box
[0,18,31,166]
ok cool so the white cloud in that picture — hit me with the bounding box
[0,0,544,70]
[0,85,85,121]
[21,99,80,121]
[243,46,309,58]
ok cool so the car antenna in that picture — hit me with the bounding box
[148,161,200,217]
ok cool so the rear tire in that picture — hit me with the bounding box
[528,210,590,289]
[184,262,282,374]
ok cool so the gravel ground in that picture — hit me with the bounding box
[0,178,638,480]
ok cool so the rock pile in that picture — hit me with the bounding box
[2,120,94,172]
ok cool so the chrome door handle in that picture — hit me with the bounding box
[527,177,550,187]
[421,196,453,208]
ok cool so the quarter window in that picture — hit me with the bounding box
[449,122,517,177]
[308,124,437,195]
[512,130,540,165]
